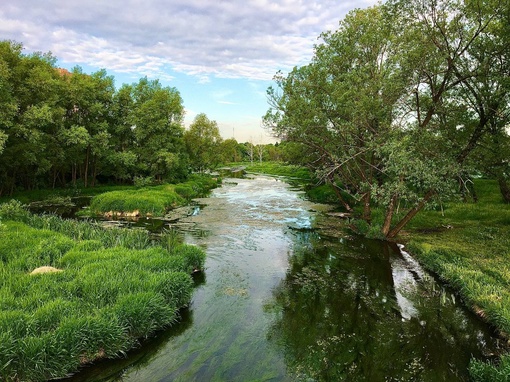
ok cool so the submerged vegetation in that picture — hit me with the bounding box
[0,201,205,381]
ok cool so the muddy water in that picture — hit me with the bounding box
[65,175,503,381]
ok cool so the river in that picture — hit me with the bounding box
[62,174,503,381]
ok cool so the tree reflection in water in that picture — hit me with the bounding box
[266,231,501,381]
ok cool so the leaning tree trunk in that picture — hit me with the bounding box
[387,189,436,239]
[498,177,510,203]
[327,175,353,212]
[381,193,398,237]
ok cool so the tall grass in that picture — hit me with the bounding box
[0,202,207,381]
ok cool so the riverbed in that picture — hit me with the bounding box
[62,174,503,381]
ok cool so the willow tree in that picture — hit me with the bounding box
[383,0,510,234]
[264,0,509,238]
[265,5,412,233]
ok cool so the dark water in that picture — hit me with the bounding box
[61,175,503,381]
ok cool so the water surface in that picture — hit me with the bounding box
[64,175,503,381]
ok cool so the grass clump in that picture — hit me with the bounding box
[469,354,510,382]
[89,174,219,216]
[0,203,206,382]
[90,188,184,216]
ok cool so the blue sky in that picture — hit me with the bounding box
[1,0,376,143]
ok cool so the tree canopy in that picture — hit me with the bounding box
[264,0,510,238]
[0,40,215,193]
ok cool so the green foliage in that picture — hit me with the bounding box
[0,40,190,194]
[133,175,155,187]
[184,113,223,172]
[0,199,30,221]
[305,184,339,204]
[264,0,510,237]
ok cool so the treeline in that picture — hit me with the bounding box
[0,40,283,196]
[264,0,510,238]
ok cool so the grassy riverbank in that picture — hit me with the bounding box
[394,180,510,380]
[88,175,219,217]
[243,162,312,181]
[0,202,205,381]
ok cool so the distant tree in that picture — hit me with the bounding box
[219,138,243,163]
[255,144,265,163]
[0,40,64,193]
[60,67,115,186]
[184,113,223,172]
[129,77,187,182]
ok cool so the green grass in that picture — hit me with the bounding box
[89,175,219,216]
[390,180,510,379]
[0,203,206,381]
[238,161,312,181]
[0,184,135,205]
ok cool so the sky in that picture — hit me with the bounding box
[1,0,377,143]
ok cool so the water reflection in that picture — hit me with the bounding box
[267,232,501,381]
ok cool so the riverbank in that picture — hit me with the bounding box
[0,201,206,381]
[401,179,510,379]
[87,175,220,217]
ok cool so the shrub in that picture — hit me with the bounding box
[0,199,30,221]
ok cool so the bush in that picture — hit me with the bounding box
[0,199,30,221]
[133,176,154,187]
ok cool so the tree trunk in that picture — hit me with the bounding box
[328,175,353,212]
[52,169,58,189]
[84,146,90,187]
[382,194,398,237]
[362,191,371,223]
[498,177,510,203]
[387,189,436,239]
[72,163,76,186]
[92,160,97,187]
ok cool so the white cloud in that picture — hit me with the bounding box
[0,0,378,81]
